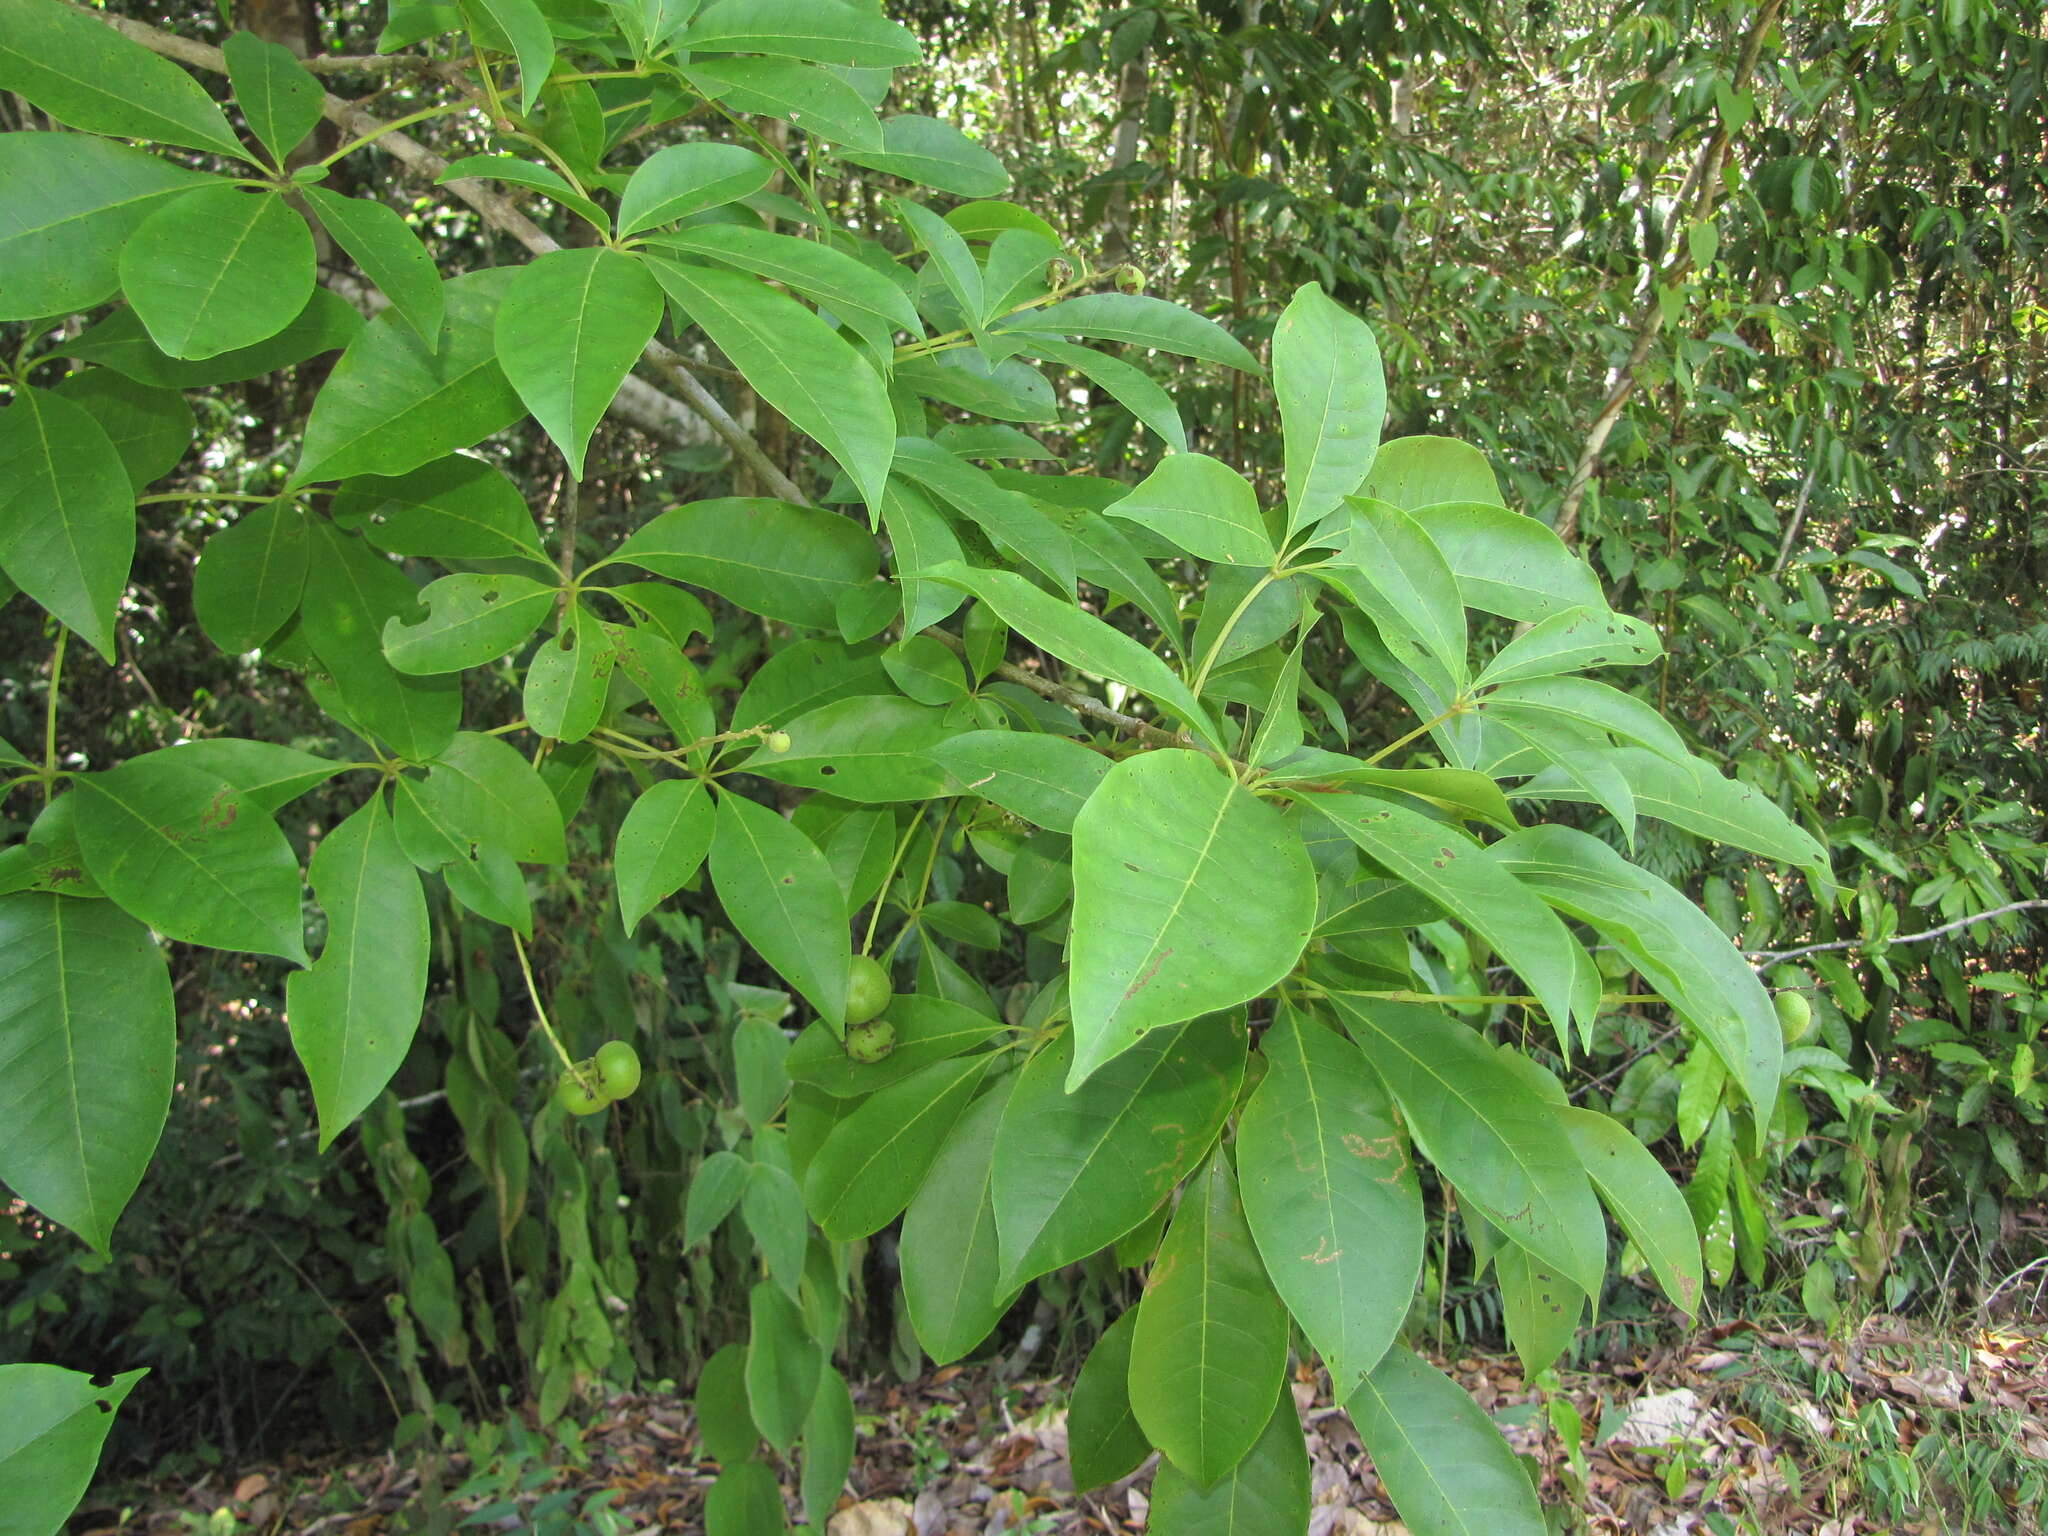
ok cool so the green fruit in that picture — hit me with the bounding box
[845,954,893,1026]
[555,1071,609,1116]
[766,730,792,753]
[844,1018,896,1065]
[1775,990,1814,1047]
[595,1039,643,1100]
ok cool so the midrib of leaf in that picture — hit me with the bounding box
[21,180,189,243]
[1105,778,1234,1030]
[170,198,270,354]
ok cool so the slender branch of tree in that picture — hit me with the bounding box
[1743,899,2048,965]
[1553,0,1785,546]
[79,5,804,503]
[1770,440,1825,575]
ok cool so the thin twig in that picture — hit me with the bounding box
[1743,899,2048,965]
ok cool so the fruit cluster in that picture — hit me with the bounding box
[554,1039,644,1116]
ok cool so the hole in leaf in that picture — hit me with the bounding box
[89,1373,114,1388]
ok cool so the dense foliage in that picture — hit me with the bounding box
[1,0,2042,1531]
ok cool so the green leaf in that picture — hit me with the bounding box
[677,0,921,66]
[901,1076,1019,1364]
[1557,1105,1702,1316]
[730,637,889,732]
[0,1363,148,1533]
[75,758,307,963]
[693,1342,759,1465]
[458,0,554,113]
[1019,294,1260,373]
[1273,283,1385,539]
[917,563,1221,751]
[684,56,883,149]
[330,453,547,563]
[1522,747,1831,889]
[51,369,194,492]
[1474,605,1661,689]
[802,1053,989,1240]
[1471,676,1689,763]
[119,187,315,360]
[1130,1147,1290,1488]
[785,993,1003,1099]
[1148,1380,1311,1535]
[1328,498,1468,694]
[0,133,209,322]
[392,776,531,935]
[436,154,608,232]
[300,522,461,759]
[881,634,966,704]
[1330,997,1606,1298]
[522,602,615,744]
[744,1280,823,1457]
[842,114,1008,196]
[889,436,1077,597]
[612,498,877,629]
[1345,1349,1544,1536]
[650,225,920,357]
[882,481,967,632]
[0,385,134,660]
[647,259,894,511]
[734,1016,791,1130]
[800,1365,855,1527]
[301,187,444,344]
[607,619,716,748]
[295,268,524,486]
[190,502,307,654]
[66,287,363,389]
[710,791,850,1030]
[1410,501,1604,624]
[381,571,555,673]
[705,1460,784,1536]
[1295,791,1580,1043]
[736,695,953,802]
[617,142,776,237]
[740,1159,806,1296]
[992,1015,1246,1286]
[0,0,251,161]
[1360,435,1504,510]
[224,30,325,165]
[615,778,714,931]
[125,739,341,815]
[1066,1309,1151,1490]
[1492,824,1782,1136]
[1070,750,1314,1084]
[1024,334,1188,453]
[1105,453,1273,566]
[1238,1007,1421,1393]
[496,248,664,479]
[286,797,429,1149]
[0,893,172,1253]
[684,1150,748,1250]
[928,729,1110,834]
[413,731,565,864]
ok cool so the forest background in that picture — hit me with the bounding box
[1,0,2044,1532]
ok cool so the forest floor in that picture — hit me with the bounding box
[86,1316,2048,1536]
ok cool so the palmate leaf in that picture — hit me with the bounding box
[223,30,325,166]
[615,778,714,931]
[1129,1147,1290,1488]
[119,187,316,361]
[0,892,173,1254]
[286,797,429,1149]
[302,187,444,344]
[1070,750,1314,1084]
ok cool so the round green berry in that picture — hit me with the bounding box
[845,954,893,1027]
